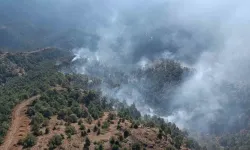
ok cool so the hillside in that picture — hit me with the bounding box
[1,48,250,150]
[0,95,40,150]
[1,1,250,149]
[0,49,201,150]
[0,48,72,144]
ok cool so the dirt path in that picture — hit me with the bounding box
[0,95,40,150]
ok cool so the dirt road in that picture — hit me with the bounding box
[0,95,40,150]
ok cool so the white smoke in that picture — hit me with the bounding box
[164,0,250,131]
[71,0,250,132]
[4,0,250,132]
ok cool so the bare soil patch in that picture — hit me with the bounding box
[32,112,178,150]
[0,95,40,150]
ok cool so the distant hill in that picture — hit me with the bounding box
[0,1,100,52]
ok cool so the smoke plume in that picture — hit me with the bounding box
[71,0,250,134]
[2,0,250,133]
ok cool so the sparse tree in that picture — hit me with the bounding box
[84,137,91,149]
[97,120,101,127]
[81,131,87,137]
[45,127,50,134]
[97,128,101,135]
[124,130,129,138]
[93,125,98,132]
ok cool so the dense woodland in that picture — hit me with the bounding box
[1,48,250,149]
[0,49,203,149]
[72,56,250,150]
[0,48,70,143]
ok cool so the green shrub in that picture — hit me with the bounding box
[158,129,163,139]
[80,124,85,130]
[65,125,76,135]
[48,134,63,150]
[88,102,103,120]
[112,144,119,150]
[132,143,141,150]
[0,137,3,145]
[18,134,37,148]
[117,124,121,130]
[110,136,115,145]
[102,121,110,129]
[78,119,83,125]
[69,114,78,123]
[96,144,103,150]
[86,116,92,124]
[173,136,183,149]
[133,123,139,129]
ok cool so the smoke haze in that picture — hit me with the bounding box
[69,0,250,133]
[1,0,250,134]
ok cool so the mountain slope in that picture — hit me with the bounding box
[0,49,201,150]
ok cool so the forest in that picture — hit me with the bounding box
[0,48,250,149]
[0,49,202,149]
[1,0,250,149]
